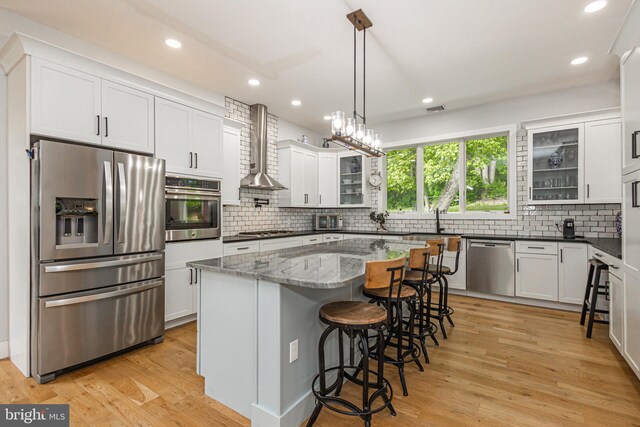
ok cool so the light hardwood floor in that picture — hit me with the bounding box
[1,295,639,426]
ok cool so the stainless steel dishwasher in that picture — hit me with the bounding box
[466,240,515,296]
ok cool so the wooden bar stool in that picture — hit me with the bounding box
[362,257,422,396]
[307,257,405,427]
[438,237,462,328]
[402,245,439,364]
[426,238,450,339]
[579,258,610,338]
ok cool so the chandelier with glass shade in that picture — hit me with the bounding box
[324,9,385,157]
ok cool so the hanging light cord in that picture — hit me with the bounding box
[353,16,357,123]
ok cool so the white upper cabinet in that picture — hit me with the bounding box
[222,120,243,206]
[155,98,223,179]
[191,109,223,178]
[622,47,640,175]
[527,123,584,204]
[31,57,102,145]
[278,145,319,207]
[339,153,370,208]
[584,119,622,203]
[318,153,338,207]
[558,243,588,304]
[31,58,155,153]
[623,170,640,274]
[101,80,154,153]
[155,98,191,175]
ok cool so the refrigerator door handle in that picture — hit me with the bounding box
[44,279,163,308]
[43,253,164,273]
[117,162,127,243]
[103,161,113,244]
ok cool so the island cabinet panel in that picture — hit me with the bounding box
[558,243,588,304]
[516,253,559,301]
[31,57,102,145]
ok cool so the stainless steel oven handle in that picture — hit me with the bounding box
[117,163,127,243]
[103,161,113,244]
[44,253,163,273]
[165,188,221,196]
[165,192,220,201]
[44,279,163,308]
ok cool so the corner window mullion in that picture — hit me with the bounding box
[416,146,424,213]
[459,140,466,213]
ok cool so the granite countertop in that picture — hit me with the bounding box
[222,230,622,259]
[188,238,423,289]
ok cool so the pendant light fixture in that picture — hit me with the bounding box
[325,9,384,157]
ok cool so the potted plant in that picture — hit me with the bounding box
[369,211,390,232]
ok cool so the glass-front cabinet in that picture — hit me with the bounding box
[338,153,370,207]
[527,124,584,204]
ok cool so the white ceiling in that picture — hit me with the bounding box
[0,0,631,132]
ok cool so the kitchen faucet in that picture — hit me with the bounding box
[435,208,445,234]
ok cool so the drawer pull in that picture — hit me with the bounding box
[594,252,604,257]
[237,247,250,250]
[527,246,546,250]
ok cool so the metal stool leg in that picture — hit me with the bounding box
[586,267,601,339]
[580,263,595,325]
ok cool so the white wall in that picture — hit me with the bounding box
[0,36,7,346]
[376,80,620,144]
[277,117,324,147]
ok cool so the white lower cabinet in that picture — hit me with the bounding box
[516,253,559,301]
[165,239,222,323]
[259,237,304,252]
[224,241,260,256]
[165,267,198,322]
[623,170,640,274]
[624,271,640,377]
[609,270,624,353]
[302,235,323,245]
[323,234,344,242]
[558,243,588,304]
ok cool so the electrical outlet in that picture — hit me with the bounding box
[289,339,299,363]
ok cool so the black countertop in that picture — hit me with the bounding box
[222,230,621,259]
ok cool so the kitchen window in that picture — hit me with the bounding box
[382,128,516,219]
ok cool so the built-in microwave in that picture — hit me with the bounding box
[165,176,221,242]
[313,214,343,231]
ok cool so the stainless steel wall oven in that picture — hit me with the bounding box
[165,176,221,242]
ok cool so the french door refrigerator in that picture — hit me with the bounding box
[31,140,166,383]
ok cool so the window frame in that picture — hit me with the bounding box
[380,125,518,220]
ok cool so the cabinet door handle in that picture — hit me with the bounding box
[104,117,109,137]
[189,268,193,285]
[560,249,563,263]
[189,152,193,168]
[633,181,639,208]
[195,152,198,169]
[319,194,322,205]
[237,246,250,251]
[632,131,639,159]
[529,186,532,199]
[516,258,519,272]
[195,269,198,284]
[96,115,101,136]
[587,184,590,199]
[605,281,610,301]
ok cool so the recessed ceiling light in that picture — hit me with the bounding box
[584,0,607,13]
[291,100,302,106]
[248,79,260,86]
[422,97,434,104]
[165,38,182,49]
[571,56,589,65]
[323,115,332,120]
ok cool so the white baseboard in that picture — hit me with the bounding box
[165,314,197,330]
[451,289,582,312]
[0,341,8,359]
[251,391,315,427]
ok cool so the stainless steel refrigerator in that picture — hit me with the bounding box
[31,140,166,383]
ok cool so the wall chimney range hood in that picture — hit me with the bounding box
[240,104,286,190]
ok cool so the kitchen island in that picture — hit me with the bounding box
[187,238,422,427]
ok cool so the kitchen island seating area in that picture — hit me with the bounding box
[308,240,462,425]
